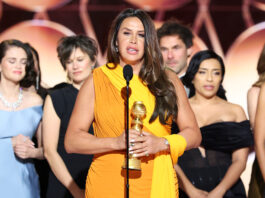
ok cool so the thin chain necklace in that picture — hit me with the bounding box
[0,88,23,111]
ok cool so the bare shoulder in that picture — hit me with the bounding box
[75,73,95,105]
[260,83,265,94]
[81,72,94,91]
[165,69,184,88]
[247,86,260,98]
[165,69,178,81]
[226,101,247,121]
[23,89,43,106]
[256,83,265,102]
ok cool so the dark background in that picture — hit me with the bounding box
[0,0,264,55]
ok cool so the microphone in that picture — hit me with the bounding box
[123,64,133,84]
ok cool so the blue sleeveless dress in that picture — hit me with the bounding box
[0,106,43,198]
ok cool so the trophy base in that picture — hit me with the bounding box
[122,158,141,171]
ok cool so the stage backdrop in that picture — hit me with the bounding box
[0,0,265,194]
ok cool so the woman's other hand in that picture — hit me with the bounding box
[12,134,35,159]
[128,130,168,157]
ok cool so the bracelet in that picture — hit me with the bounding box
[163,138,170,150]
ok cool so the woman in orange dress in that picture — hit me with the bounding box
[64,8,201,198]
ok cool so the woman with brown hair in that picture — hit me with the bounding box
[64,8,201,198]
[43,35,97,198]
[0,39,43,197]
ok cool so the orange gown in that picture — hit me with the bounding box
[85,64,186,198]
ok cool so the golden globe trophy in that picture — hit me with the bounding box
[123,101,146,170]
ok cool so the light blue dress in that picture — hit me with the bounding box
[0,106,43,198]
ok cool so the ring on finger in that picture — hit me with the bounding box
[145,152,149,157]
[130,142,135,147]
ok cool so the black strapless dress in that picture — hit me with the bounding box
[178,120,254,198]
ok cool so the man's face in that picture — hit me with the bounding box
[160,35,191,76]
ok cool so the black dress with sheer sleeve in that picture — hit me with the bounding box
[178,120,254,198]
[46,84,94,198]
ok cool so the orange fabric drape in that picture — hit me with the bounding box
[85,64,186,198]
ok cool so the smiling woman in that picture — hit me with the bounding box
[64,8,201,198]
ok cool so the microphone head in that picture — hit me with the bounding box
[123,64,133,82]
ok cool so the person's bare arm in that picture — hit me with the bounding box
[208,104,249,198]
[64,74,126,155]
[33,122,44,159]
[12,93,44,160]
[247,86,260,128]
[208,147,249,198]
[255,83,265,181]
[168,71,201,150]
[43,96,84,198]
[175,164,208,198]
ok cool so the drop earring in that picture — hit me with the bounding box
[35,74,39,90]
[115,46,119,53]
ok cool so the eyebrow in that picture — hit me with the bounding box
[199,68,221,70]
[7,57,27,60]
[172,44,180,48]
[121,27,144,32]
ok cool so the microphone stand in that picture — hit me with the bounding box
[123,64,132,198]
[125,78,130,198]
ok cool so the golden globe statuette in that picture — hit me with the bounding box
[123,101,146,170]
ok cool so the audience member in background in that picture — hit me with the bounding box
[42,35,97,198]
[157,20,194,135]
[176,50,253,198]
[248,44,265,198]
[157,20,193,78]
[0,39,43,198]
[64,8,201,198]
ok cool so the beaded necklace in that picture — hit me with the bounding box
[0,88,23,111]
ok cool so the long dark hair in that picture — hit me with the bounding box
[0,39,36,88]
[24,43,48,98]
[182,50,227,100]
[107,8,178,124]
